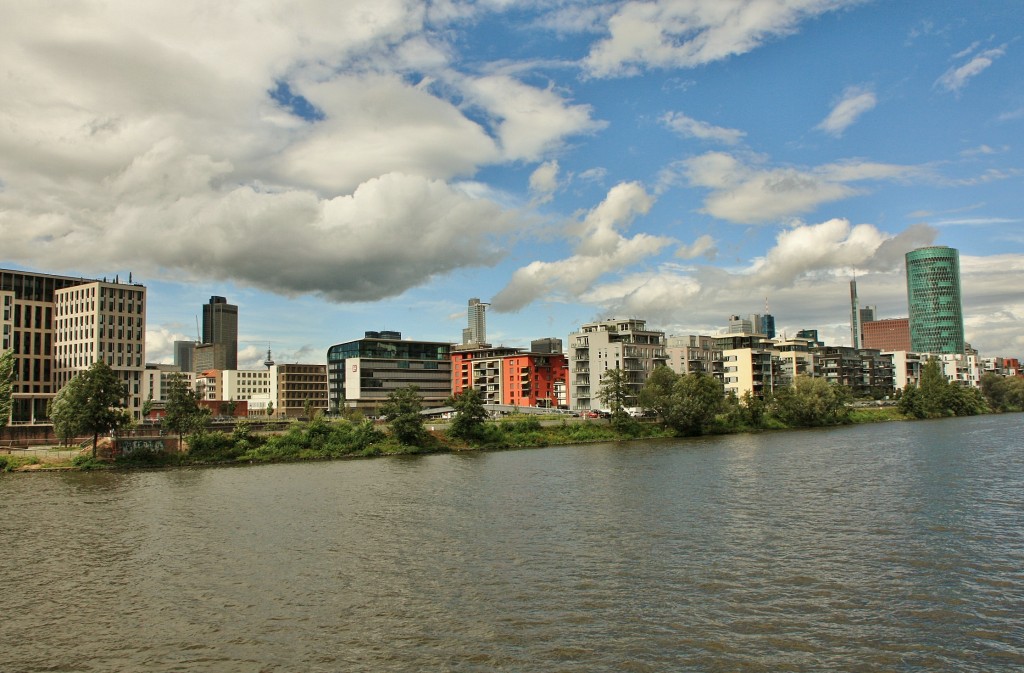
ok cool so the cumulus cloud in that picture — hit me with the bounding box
[583,0,858,77]
[680,152,919,224]
[816,86,877,136]
[0,0,603,304]
[492,182,671,311]
[529,160,560,204]
[661,112,745,145]
[676,234,718,260]
[936,44,1006,94]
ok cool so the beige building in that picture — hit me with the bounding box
[665,334,723,377]
[1,269,147,424]
[568,318,667,411]
[277,363,328,418]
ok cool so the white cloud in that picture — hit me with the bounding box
[492,182,672,311]
[680,152,919,224]
[661,112,746,145]
[583,0,859,77]
[936,45,1006,94]
[0,0,608,304]
[459,75,607,162]
[816,86,877,137]
[529,160,560,204]
[676,234,718,260]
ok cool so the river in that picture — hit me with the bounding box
[2,414,1022,672]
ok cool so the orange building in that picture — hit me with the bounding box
[451,346,569,408]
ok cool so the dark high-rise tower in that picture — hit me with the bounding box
[906,246,964,354]
[202,295,238,370]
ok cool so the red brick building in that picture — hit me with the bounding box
[862,318,911,352]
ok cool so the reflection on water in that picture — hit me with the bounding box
[2,414,1023,672]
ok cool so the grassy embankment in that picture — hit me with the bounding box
[2,405,913,472]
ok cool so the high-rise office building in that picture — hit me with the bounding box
[906,246,965,354]
[461,298,488,346]
[1,268,146,424]
[202,296,238,370]
[173,340,195,373]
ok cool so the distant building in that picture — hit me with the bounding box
[862,318,911,352]
[568,318,667,411]
[326,331,452,414]
[461,298,489,346]
[795,329,824,347]
[906,246,965,354]
[193,342,231,373]
[173,340,195,373]
[530,337,563,354]
[202,296,238,370]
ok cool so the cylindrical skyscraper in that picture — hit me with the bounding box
[905,246,964,354]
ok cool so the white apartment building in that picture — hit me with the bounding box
[142,364,195,403]
[888,351,922,391]
[568,318,667,411]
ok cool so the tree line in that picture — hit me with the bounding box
[2,356,1020,468]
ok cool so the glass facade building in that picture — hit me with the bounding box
[326,331,452,413]
[906,246,964,354]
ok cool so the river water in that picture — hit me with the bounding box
[2,414,1023,672]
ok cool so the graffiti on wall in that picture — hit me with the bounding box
[119,438,169,455]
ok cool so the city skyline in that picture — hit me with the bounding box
[1,1,1021,365]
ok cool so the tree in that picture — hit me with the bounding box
[266,401,274,418]
[899,359,987,418]
[162,373,210,451]
[141,394,154,420]
[597,367,632,416]
[303,397,315,420]
[770,375,850,427]
[980,372,1024,412]
[380,385,426,446]
[0,348,14,433]
[57,361,133,458]
[638,367,724,436]
[446,388,489,440]
[222,398,238,418]
[48,379,81,446]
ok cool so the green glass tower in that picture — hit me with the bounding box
[905,246,964,354]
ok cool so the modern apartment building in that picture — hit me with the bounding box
[1,268,147,424]
[665,334,724,378]
[811,345,895,396]
[568,318,667,411]
[327,331,452,414]
[451,345,569,408]
[202,295,238,370]
[715,333,776,399]
[906,246,965,354]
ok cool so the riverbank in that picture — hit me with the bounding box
[0,406,931,473]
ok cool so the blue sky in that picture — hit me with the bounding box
[1,0,1021,366]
